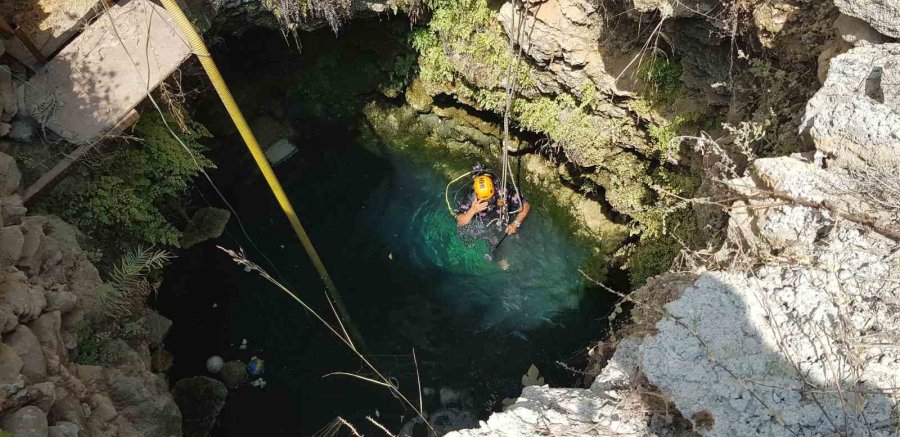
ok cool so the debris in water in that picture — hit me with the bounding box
[498,259,510,270]
[212,303,218,308]
[206,356,224,373]
[388,252,394,260]
[239,338,248,350]
[243,265,251,273]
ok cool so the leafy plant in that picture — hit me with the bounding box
[638,58,682,107]
[43,111,213,252]
[97,246,174,318]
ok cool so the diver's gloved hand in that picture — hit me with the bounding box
[506,222,519,235]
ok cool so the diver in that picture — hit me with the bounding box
[456,170,530,235]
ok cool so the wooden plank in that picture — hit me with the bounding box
[22,109,140,203]
[20,0,191,143]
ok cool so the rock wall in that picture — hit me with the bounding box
[0,154,182,436]
[449,1,900,436]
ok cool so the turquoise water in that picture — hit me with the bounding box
[159,22,619,435]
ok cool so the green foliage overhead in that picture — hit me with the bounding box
[638,58,683,107]
[44,112,213,251]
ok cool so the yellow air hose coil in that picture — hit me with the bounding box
[159,0,365,351]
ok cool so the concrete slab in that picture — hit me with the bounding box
[19,0,191,143]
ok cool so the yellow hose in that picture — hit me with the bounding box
[159,0,365,351]
[445,171,472,216]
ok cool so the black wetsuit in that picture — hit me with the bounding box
[455,176,525,226]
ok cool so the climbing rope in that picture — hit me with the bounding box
[499,0,528,226]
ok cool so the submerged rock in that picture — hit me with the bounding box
[180,208,231,249]
[221,360,248,388]
[206,356,224,374]
[172,376,228,437]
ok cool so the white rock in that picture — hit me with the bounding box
[206,355,224,373]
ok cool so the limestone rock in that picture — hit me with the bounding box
[18,217,45,267]
[405,79,433,113]
[151,349,174,373]
[0,225,25,266]
[1,194,27,225]
[835,13,888,46]
[0,67,16,123]
[632,0,717,18]
[4,325,46,383]
[834,0,900,38]
[0,153,20,196]
[143,311,173,348]
[220,360,247,388]
[1,405,48,437]
[172,376,227,437]
[27,311,66,363]
[48,421,79,437]
[446,384,646,436]
[104,366,182,436]
[0,268,47,324]
[180,208,231,249]
[8,116,38,143]
[0,342,24,394]
[802,44,900,171]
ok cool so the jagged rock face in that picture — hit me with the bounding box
[452,1,900,435]
[802,43,900,172]
[833,0,900,38]
[0,154,182,436]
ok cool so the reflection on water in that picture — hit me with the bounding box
[161,140,615,435]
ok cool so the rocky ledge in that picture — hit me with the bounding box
[449,2,900,436]
[0,153,182,436]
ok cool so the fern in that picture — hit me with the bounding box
[98,246,174,318]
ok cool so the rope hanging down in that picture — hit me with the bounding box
[499,0,528,226]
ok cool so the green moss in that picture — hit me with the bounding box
[638,58,683,108]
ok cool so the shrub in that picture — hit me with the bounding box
[97,245,173,319]
[44,112,213,252]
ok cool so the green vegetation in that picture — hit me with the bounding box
[97,246,173,319]
[43,112,213,255]
[638,57,683,108]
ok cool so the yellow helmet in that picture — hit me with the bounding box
[473,175,495,200]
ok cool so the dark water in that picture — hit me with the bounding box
[157,21,619,436]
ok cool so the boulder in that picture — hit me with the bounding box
[27,311,66,363]
[801,44,900,171]
[1,405,48,437]
[104,367,182,436]
[835,13,888,47]
[18,216,46,267]
[7,116,37,143]
[0,67,16,123]
[1,194,27,225]
[144,311,173,348]
[150,349,174,373]
[4,325,46,382]
[180,208,231,249]
[172,376,227,437]
[0,342,24,393]
[405,79,433,113]
[44,291,77,314]
[834,0,900,38]
[48,421,79,437]
[220,360,248,388]
[0,152,20,196]
[0,268,47,324]
[0,225,25,266]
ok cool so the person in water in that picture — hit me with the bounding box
[456,173,531,235]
